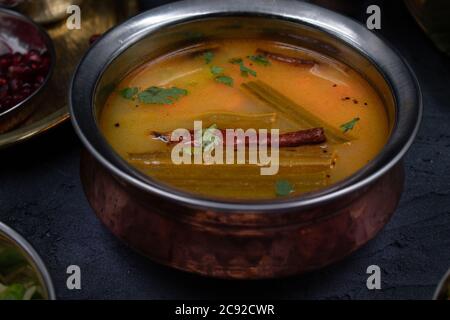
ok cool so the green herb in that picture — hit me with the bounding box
[209,66,234,87]
[137,86,188,105]
[229,57,243,64]
[275,180,294,197]
[210,65,224,76]
[119,87,138,100]
[229,58,256,77]
[215,75,234,87]
[240,63,257,77]
[248,54,271,66]
[0,283,26,300]
[340,117,360,133]
[203,51,214,64]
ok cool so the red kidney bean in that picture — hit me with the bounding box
[0,49,51,113]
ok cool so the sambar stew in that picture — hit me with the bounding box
[100,39,389,200]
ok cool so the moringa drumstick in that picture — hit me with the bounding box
[242,80,353,143]
[256,49,316,67]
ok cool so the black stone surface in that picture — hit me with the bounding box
[0,0,449,300]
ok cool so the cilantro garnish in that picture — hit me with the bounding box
[210,65,224,76]
[229,57,243,64]
[248,54,271,66]
[340,117,360,133]
[228,57,257,77]
[275,180,294,197]
[137,86,188,105]
[119,87,138,100]
[239,63,257,77]
[203,51,214,64]
[215,75,234,87]
[209,66,234,87]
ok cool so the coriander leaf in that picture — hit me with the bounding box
[240,63,257,77]
[229,57,243,64]
[203,51,214,64]
[229,58,257,77]
[340,117,360,133]
[248,54,271,66]
[137,86,188,105]
[275,180,294,197]
[210,65,224,76]
[119,87,138,100]
[215,75,234,87]
[209,65,234,87]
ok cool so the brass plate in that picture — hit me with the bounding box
[0,0,138,149]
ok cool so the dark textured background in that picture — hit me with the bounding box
[0,0,449,300]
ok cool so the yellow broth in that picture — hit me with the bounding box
[100,39,389,200]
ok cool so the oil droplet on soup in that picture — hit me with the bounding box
[100,39,389,200]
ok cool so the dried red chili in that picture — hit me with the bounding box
[154,127,326,148]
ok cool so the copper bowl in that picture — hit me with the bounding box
[70,0,422,279]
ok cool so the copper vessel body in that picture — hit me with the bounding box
[81,151,404,279]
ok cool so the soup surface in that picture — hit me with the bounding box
[100,39,389,200]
